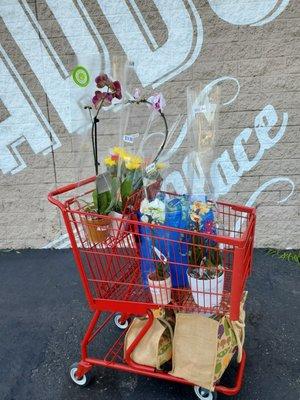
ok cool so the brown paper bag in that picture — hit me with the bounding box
[214,292,247,381]
[170,313,219,390]
[171,292,247,390]
[124,315,173,369]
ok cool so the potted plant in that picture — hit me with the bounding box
[187,251,224,310]
[83,65,168,242]
[187,201,224,310]
[83,161,138,242]
[103,146,143,237]
[148,257,172,305]
[83,186,113,244]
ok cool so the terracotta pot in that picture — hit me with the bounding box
[84,217,111,243]
[187,269,224,310]
[147,274,172,305]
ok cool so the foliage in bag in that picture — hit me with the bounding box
[124,311,174,371]
[187,200,224,309]
[188,200,223,280]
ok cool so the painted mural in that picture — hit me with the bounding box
[0,0,297,248]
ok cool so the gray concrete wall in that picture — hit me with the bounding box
[0,0,299,249]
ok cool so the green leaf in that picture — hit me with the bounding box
[121,177,133,208]
[97,191,110,214]
[92,189,98,210]
[104,177,120,213]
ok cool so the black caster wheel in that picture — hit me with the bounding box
[69,362,93,387]
[114,313,129,329]
[194,386,218,400]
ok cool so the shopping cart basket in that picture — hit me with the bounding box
[48,176,256,399]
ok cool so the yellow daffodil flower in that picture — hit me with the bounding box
[156,162,166,170]
[125,160,141,170]
[125,154,142,170]
[112,146,128,160]
[104,156,116,167]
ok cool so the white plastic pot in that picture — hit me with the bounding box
[187,270,224,310]
[147,275,172,305]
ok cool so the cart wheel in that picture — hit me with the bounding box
[69,363,93,387]
[194,386,217,400]
[114,314,129,329]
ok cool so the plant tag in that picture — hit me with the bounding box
[153,246,168,264]
[123,133,139,144]
[146,162,156,174]
[194,105,206,114]
[123,135,134,143]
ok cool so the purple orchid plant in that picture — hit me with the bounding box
[92,73,122,108]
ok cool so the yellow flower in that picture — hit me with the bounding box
[156,162,166,170]
[190,212,200,223]
[192,201,209,215]
[125,160,141,170]
[125,154,142,170]
[104,156,116,167]
[199,203,209,214]
[131,155,142,164]
[112,146,128,160]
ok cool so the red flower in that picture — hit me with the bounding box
[92,90,105,107]
[92,91,114,108]
[95,74,109,88]
[111,154,119,161]
[111,80,122,100]
[92,76,122,108]
[104,92,113,105]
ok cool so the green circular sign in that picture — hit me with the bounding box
[72,65,90,87]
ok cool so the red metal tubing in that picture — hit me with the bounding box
[215,350,246,396]
[85,357,188,383]
[230,246,245,321]
[93,299,158,315]
[124,309,155,373]
[84,349,246,395]
[81,310,101,360]
[47,176,96,210]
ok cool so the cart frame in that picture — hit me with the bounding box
[48,176,256,398]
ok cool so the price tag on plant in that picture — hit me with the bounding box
[123,135,134,144]
[123,133,139,144]
[146,163,156,174]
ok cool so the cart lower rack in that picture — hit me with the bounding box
[48,176,255,399]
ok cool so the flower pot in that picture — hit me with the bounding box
[147,274,172,305]
[109,211,127,238]
[187,270,224,310]
[84,217,111,244]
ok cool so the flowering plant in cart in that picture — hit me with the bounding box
[187,200,224,310]
[82,73,124,243]
[84,146,144,241]
[147,247,172,305]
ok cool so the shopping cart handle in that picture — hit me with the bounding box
[48,176,96,210]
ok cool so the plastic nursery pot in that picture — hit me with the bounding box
[147,273,172,305]
[187,269,224,310]
[84,216,111,244]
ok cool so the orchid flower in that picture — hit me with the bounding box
[147,93,166,112]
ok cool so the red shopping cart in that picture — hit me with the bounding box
[48,176,256,400]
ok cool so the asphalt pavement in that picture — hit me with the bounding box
[0,249,299,400]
